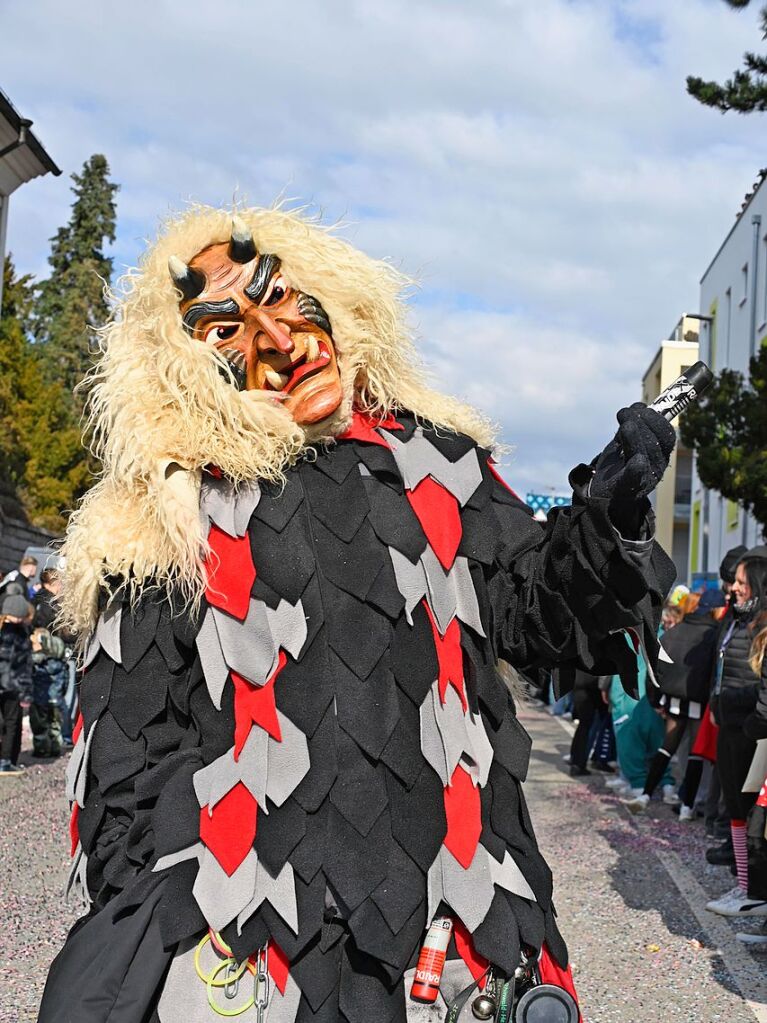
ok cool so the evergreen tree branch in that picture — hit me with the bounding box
[687,0,767,113]
[680,346,767,536]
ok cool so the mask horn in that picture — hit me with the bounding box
[168,255,206,300]
[229,216,257,264]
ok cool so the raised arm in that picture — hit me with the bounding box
[485,404,677,696]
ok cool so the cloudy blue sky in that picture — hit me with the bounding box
[1,0,765,496]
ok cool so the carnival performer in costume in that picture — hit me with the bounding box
[38,206,675,1023]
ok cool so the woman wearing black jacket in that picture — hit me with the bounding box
[624,591,718,813]
[739,619,767,933]
[706,555,767,918]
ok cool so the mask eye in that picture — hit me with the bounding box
[263,275,288,307]
[204,323,240,344]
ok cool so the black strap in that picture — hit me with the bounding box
[444,977,482,1022]
[495,980,515,1023]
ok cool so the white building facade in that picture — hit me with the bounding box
[690,171,767,584]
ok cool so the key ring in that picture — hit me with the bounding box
[194,933,249,989]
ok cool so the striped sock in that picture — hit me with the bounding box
[731,820,749,894]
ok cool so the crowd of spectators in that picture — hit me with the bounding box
[0,555,77,776]
[537,543,767,944]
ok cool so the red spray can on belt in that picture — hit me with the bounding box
[409,916,453,1003]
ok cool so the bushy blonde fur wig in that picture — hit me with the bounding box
[60,204,495,638]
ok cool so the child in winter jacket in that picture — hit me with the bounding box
[0,593,33,776]
[30,628,68,757]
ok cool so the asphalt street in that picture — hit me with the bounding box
[1,705,765,1023]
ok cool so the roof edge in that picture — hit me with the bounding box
[700,168,767,284]
[0,88,61,177]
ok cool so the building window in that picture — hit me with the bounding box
[708,300,717,370]
[727,499,739,532]
[741,263,749,306]
[691,499,701,575]
[674,450,692,507]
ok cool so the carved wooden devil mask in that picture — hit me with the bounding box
[170,218,343,426]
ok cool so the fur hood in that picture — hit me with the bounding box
[60,204,495,638]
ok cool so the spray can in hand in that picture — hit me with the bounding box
[647,360,713,422]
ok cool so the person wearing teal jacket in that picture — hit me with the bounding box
[609,640,673,795]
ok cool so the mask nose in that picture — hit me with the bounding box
[253,310,295,358]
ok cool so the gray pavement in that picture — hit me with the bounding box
[519,706,767,1023]
[1,707,765,1022]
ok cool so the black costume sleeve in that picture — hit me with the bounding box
[67,592,204,922]
[482,459,675,697]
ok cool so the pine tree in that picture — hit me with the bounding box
[0,257,89,531]
[0,256,35,488]
[34,154,118,392]
[687,1,767,113]
[680,346,767,535]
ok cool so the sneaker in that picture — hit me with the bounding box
[623,793,650,814]
[0,761,24,776]
[706,885,743,913]
[662,785,681,806]
[678,805,695,822]
[706,888,767,918]
[590,760,616,774]
[706,840,735,866]
[612,782,638,797]
[605,776,629,789]
[736,931,767,944]
[569,764,590,777]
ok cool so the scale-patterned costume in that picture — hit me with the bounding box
[41,409,672,1022]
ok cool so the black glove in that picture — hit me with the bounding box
[588,402,676,502]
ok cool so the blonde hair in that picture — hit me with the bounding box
[750,616,767,676]
[60,203,495,638]
[679,592,701,617]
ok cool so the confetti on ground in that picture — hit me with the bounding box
[1,707,765,1022]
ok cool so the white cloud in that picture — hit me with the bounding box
[1,0,765,493]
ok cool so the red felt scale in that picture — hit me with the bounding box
[199,782,258,877]
[453,917,489,984]
[204,524,256,622]
[538,944,582,1018]
[443,764,482,869]
[231,651,287,758]
[267,940,290,994]
[406,476,462,571]
[69,803,80,858]
[337,409,404,448]
[424,602,467,711]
